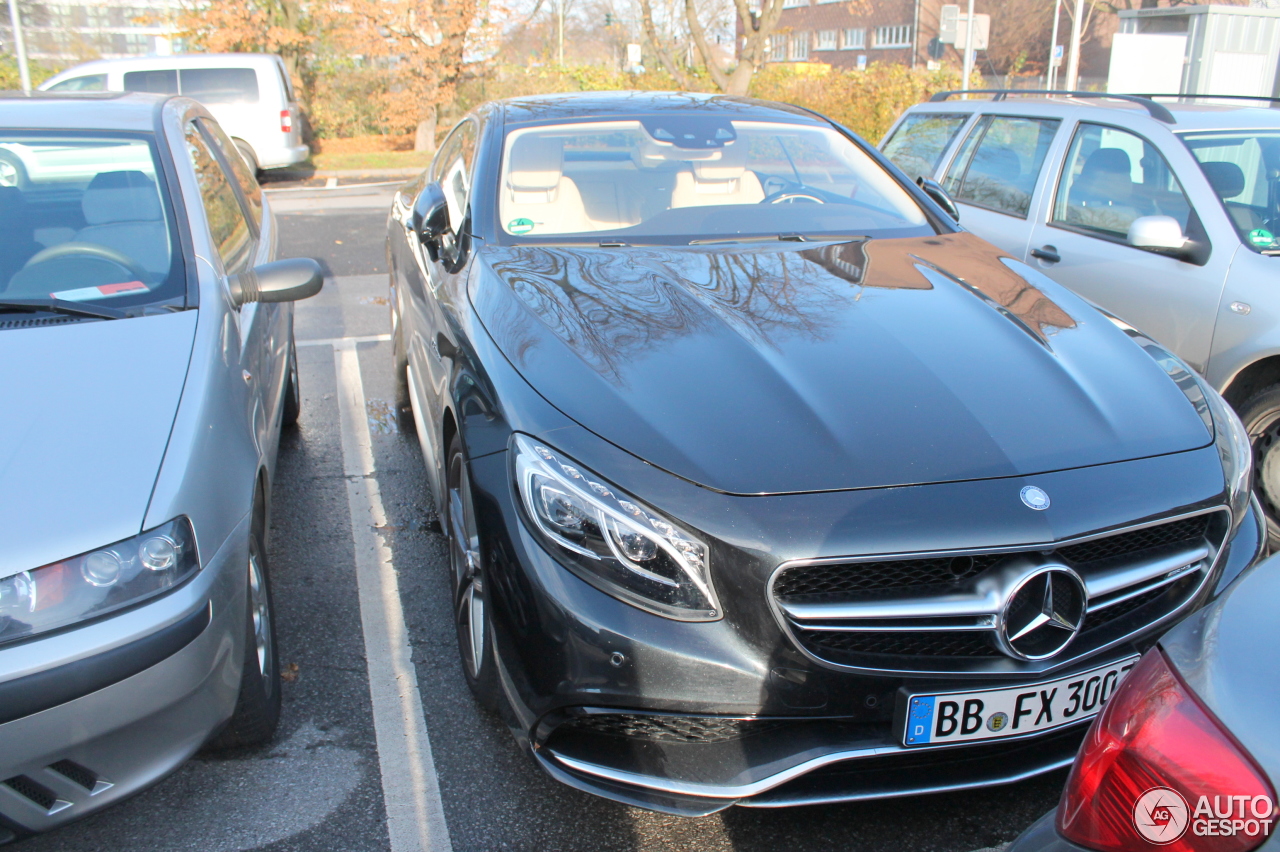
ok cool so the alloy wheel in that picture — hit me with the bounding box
[248,550,275,697]
[448,452,486,679]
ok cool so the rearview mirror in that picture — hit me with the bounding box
[411,182,450,246]
[917,176,960,222]
[1128,216,1186,250]
[230,258,324,305]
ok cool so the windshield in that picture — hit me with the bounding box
[496,117,931,244]
[0,132,183,312]
[1182,130,1280,253]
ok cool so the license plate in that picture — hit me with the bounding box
[901,656,1139,747]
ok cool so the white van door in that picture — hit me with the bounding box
[1025,121,1230,373]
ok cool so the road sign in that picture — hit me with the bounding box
[953,13,990,50]
[940,4,959,44]
[1051,43,1064,66]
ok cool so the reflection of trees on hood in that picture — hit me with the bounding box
[486,244,864,383]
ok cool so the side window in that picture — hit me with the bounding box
[198,117,263,228]
[124,69,178,94]
[882,113,970,183]
[184,122,253,274]
[430,120,478,231]
[179,68,260,105]
[47,74,106,92]
[942,115,1060,218]
[1052,123,1193,241]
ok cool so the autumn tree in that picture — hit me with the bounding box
[175,0,312,85]
[330,0,481,150]
[640,0,779,94]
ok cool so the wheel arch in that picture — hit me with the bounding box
[1221,355,1280,410]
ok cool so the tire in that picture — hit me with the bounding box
[0,151,27,189]
[281,335,301,428]
[1239,384,1280,552]
[234,139,260,176]
[391,297,414,433]
[208,523,282,749]
[445,434,499,711]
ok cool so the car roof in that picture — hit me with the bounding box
[0,91,168,131]
[44,53,282,80]
[497,90,824,125]
[905,95,1280,133]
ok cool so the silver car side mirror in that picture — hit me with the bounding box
[230,258,324,305]
[1128,216,1187,250]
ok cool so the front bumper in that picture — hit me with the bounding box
[468,440,1263,816]
[0,520,247,839]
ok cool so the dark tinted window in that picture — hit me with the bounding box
[47,74,106,92]
[198,117,262,228]
[944,116,1059,218]
[179,68,260,104]
[123,69,178,94]
[184,122,253,274]
[882,113,969,183]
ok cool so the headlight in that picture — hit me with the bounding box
[513,434,721,621]
[1200,377,1252,533]
[0,517,199,646]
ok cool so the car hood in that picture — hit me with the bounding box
[473,233,1212,495]
[0,311,197,579]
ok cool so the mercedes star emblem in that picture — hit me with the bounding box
[1020,485,1051,511]
[998,567,1087,660]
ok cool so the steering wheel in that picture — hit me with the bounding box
[22,242,151,285]
[760,190,826,205]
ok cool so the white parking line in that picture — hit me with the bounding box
[299,333,391,347]
[333,338,453,852]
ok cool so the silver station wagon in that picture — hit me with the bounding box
[883,92,1280,549]
[0,92,320,841]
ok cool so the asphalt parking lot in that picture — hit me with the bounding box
[21,182,1064,852]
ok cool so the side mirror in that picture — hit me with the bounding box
[410,182,450,246]
[230,257,324,305]
[917,176,960,222]
[1128,216,1187,250]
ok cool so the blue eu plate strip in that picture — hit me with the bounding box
[905,696,935,745]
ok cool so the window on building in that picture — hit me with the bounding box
[815,30,838,50]
[874,25,912,48]
[782,0,808,8]
[791,31,810,60]
[768,33,788,61]
[842,28,866,49]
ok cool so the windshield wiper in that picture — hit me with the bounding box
[0,298,127,320]
[689,234,870,245]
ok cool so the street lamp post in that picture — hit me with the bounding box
[1048,0,1062,90]
[961,0,975,93]
[1065,0,1084,91]
[6,0,30,93]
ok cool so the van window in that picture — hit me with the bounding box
[943,115,1059,218]
[882,113,969,183]
[179,68,260,104]
[124,69,178,95]
[46,74,106,92]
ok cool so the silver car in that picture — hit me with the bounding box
[881,92,1280,548]
[0,92,320,841]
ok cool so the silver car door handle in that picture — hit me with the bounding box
[1031,245,1061,264]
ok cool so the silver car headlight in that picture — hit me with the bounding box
[0,517,199,646]
[513,434,721,621]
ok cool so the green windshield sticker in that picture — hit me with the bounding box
[509,218,535,235]
[1249,228,1276,248]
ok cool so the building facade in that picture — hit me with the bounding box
[745,0,958,70]
[2,0,182,63]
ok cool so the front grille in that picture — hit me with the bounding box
[559,714,782,744]
[774,554,1006,599]
[804,630,999,658]
[774,510,1225,672]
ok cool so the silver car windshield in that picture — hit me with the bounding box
[1182,130,1280,253]
[496,117,931,244]
[0,133,183,309]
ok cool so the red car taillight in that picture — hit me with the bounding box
[280,109,293,133]
[1058,649,1276,852]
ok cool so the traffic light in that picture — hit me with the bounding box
[605,12,614,25]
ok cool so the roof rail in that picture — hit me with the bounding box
[1133,93,1280,107]
[928,89,1176,124]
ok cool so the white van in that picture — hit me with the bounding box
[40,54,308,172]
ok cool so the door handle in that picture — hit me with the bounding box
[1031,245,1061,264]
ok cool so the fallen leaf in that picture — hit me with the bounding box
[281,662,301,683]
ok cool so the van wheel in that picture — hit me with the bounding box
[1240,385,1280,551]
[445,434,499,712]
[208,524,282,749]
[234,140,260,176]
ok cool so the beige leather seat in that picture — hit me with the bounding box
[669,143,764,208]
[502,137,590,235]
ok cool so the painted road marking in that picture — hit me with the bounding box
[334,338,453,852]
[299,333,392,347]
